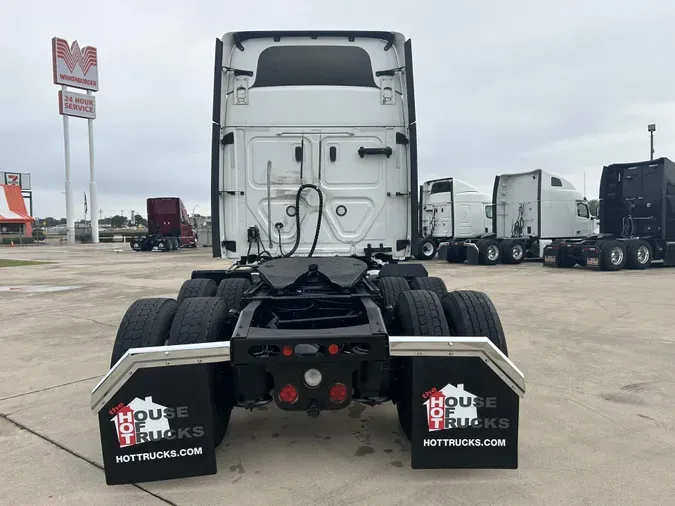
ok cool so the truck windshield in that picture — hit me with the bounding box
[253,45,377,88]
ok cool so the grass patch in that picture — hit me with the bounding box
[0,259,51,268]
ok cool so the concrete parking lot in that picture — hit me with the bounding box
[1,243,674,505]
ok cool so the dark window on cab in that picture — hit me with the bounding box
[430,181,452,194]
[551,177,563,187]
[253,46,377,88]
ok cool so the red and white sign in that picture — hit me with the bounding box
[52,37,99,91]
[1,172,30,190]
[58,90,96,119]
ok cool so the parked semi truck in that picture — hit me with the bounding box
[415,177,493,260]
[543,157,675,271]
[443,169,594,265]
[92,30,525,485]
[130,197,197,251]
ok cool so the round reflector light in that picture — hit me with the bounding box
[328,343,339,355]
[279,384,298,403]
[282,345,293,357]
[303,368,323,388]
[329,383,348,403]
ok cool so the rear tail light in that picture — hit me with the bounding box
[282,345,293,357]
[278,384,298,403]
[329,383,348,403]
[328,343,339,355]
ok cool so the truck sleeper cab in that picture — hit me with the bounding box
[416,177,493,260]
[211,31,419,263]
[544,157,675,271]
[444,169,594,265]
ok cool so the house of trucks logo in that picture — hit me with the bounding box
[422,383,510,431]
[109,397,204,448]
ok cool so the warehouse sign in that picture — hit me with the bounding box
[52,37,99,92]
[59,90,96,119]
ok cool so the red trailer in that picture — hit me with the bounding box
[131,197,197,251]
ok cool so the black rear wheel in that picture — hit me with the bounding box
[177,278,218,306]
[216,277,252,311]
[478,239,501,265]
[626,239,652,269]
[168,297,233,447]
[440,290,508,355]
[416,237,438,260]
[600,240,627,271]
[501,239,525,264]
[393,290,450,440]
[410,276,448,298]
[110,298,178,367]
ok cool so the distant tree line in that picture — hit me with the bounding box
[37,214,147,228]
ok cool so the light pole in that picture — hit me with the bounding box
[648,123,656,160]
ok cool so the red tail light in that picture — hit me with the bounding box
[282,345,293,357]
[328,343,339,355]
[329,383,348,403]
[279,384,298,403]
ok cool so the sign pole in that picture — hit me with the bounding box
[62,84,75,245]
[87,90,99,243]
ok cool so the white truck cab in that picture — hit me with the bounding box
[444,169,594,265]
[210,31,419,263]
[417,177,493,259]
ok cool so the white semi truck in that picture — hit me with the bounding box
[416,177,493,260]
[443,169,595,264]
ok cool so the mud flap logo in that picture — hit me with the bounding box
[110,396,204,448]
[422,384,510,431]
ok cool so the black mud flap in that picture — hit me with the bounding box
[583,247,601,270]
[663,242,675,266]
[437,243,449,261]
[466,244,480,265]
[379,263,428,279]
[542,245,558,267]
[411,357,519,469]
[97,364,217,485]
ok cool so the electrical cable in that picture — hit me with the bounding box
[284,183,324,258]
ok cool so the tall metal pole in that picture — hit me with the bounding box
[87,90,99,243]
[62,85,75,244]
[650,131,654,161]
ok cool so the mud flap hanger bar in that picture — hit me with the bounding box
[90,337,525,412]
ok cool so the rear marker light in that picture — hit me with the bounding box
[279,384,298,403]
[329,383,348,403]
[282,345,293,357]
[328,344,339,355]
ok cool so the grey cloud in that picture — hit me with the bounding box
[2,0,675,218]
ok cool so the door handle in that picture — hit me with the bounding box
[358,146,392,158]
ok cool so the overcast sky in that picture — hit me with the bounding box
[2,0,675,220]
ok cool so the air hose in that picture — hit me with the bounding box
[284,183,324,258]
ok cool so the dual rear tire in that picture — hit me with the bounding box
[110,276,253,447]
[382,277,508,440]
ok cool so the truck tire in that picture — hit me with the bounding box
[626,239,652,269]
[410,276,448,298]
[377,276,409,311]
[393,290,451,440]
[110,298,178,368]
[416,237,437,260]
[501,239,525,264]
[600,240,627,271]
[177,278,218,306]
[478,239,501,265]
[440,290,508,355]
[168,297,233,447]
[216,277,252,311]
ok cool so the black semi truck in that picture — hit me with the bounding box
[543,157,675,271]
